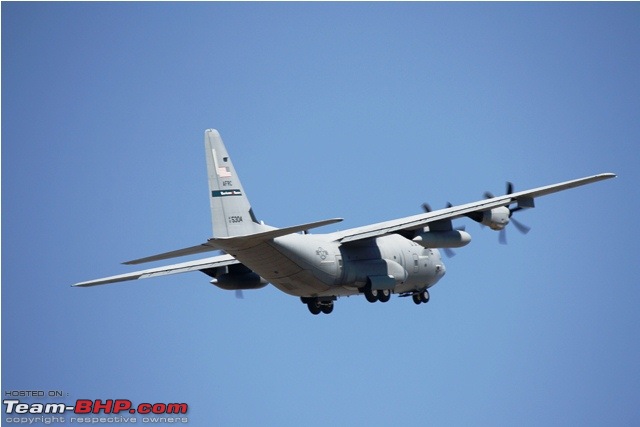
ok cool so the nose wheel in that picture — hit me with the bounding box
[412,290,430,305]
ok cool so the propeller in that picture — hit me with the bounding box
[235,289,244,299]
[423,202,454,212]
[487,181,531,244]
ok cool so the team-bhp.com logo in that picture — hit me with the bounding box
[4,399,188,423]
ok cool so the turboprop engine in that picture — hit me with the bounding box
[468,182,534,236]
[412,229,472,248]
[479,206,511,231]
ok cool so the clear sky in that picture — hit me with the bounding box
[2,3,639,426]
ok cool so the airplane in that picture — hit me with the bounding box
[73,129,616,315]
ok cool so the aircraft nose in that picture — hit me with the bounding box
[436,261,446,277]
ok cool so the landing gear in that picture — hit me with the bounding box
[307,300,322,315]
[320,303,334,314]
[302,297,335,315]
[364,288,378,303]
[412,290,430,305]
[362,287,392,303]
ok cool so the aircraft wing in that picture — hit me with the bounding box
[72,253,239,287]
[331,173,616,243]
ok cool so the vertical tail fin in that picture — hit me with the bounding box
[205,129,267,237]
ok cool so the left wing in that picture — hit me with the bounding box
[330,173,616,243]
[72,253,239,287]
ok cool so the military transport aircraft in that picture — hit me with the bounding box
[74,129,616,315]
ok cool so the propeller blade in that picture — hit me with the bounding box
[499,229,507,245]
[421,203,432,213]
[506,181,514,195]
[443,247,457,258]
[510,217,531,235]
[484,191,495,199]
[235,290,244,299]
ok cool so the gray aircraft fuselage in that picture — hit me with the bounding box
[228,233,445,298]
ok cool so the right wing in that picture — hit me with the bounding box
[72,253,239,287]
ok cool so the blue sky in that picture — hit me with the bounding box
[2,3,639,426]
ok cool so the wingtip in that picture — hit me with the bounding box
[71,281,90,287]
[597,172,617,180]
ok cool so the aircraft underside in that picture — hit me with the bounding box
[223,233,447,315]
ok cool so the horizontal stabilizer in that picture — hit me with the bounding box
[209,217,344,251]
[124,217,343,265]
[123,242,223,265]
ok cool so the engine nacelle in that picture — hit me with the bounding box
[210,271,268,291]
[480,206,510,230]
[412,230,472,248]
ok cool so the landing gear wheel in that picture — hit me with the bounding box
[412,290,430,305]
[378,289,391,303]
[320,303,334,314]
[412,293,422,305]
[364,289,379,303]
[420,290,430,304]
[307,300,321,315]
